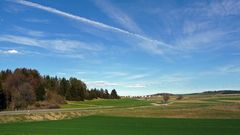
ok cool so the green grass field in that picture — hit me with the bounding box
[0,116,239,135]
[0,94,240,134]
[57,94,240,119]
[61,98,152,108]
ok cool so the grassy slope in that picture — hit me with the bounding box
[0,94,240,123]
[0,116,239,135]
[61,98,152,108]
[97,94,240,119]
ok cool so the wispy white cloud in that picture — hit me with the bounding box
[56,72,66,76]
[141,0,239,56]
[202,65,240,75]
[126,74,149,80]
[76,71,88,75]
[182,21,210,35]
[176,30,226,51]
[0,34,103,52]
[15,0,173,55]
[86,80,146,88]
[23,18,49,23]
[87,81,120,87]
[182,0,240,17]
[103,71,129,78]
[207,0,240,16]
[14,26,45,37]
[3,0,27,13]
[0,49,20,54]
[218,65,240,73]
[126,84,146,88]
[94,0,142,34]
[59,54,85,59]
[98,71,150,80]
[157,73,193,84]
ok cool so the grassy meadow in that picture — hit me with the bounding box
[59,94,240,119]
[0,94,240,134]
[0,116,240,135]
[61,98,152,108]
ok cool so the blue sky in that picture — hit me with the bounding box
[0,0,240,96]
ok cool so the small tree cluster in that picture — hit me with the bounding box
[0,68,120,110]
[85,88,119,100]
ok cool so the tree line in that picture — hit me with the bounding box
[0,68,120,110]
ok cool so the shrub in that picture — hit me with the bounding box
[47,104,60,109]
[176,95,183,100]
[46,91,65,104]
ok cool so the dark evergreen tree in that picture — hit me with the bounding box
[99,88,104,98]
[0,80,6,110]
[89,89,97,99]
[110,89,120,99]
[59,78,70,97]
[36,84,45,101]
[104,89,110,99]
[0,90,6,110]
[69,78,86,101]
[65,89,72,100]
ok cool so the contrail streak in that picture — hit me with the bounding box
[15,0,173,54]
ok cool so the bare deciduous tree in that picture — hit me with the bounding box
[162,94,170,103]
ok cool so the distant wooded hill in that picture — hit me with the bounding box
[148,90,240,97]
[202,90,240,94]
[0,68,120,110]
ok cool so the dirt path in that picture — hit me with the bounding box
[0,106,114,116]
